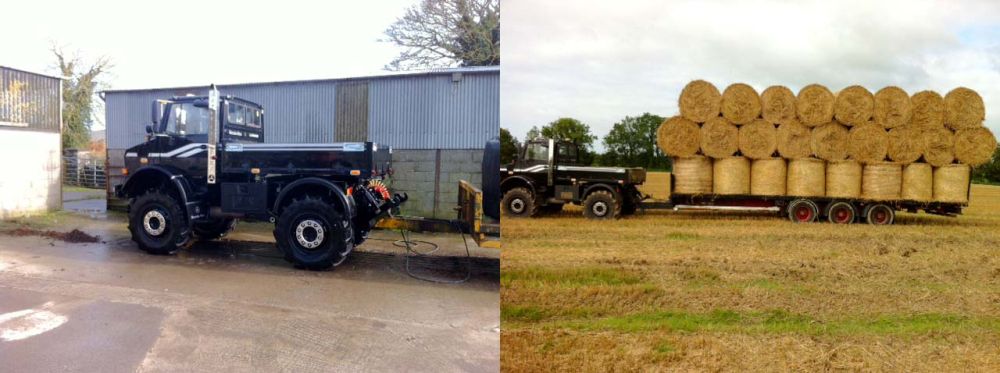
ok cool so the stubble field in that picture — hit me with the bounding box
[501,172,1000,372]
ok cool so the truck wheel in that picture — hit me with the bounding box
[582,190,619,220]
[502,187,537,217]
[863,203,894,225]
[193,218,237,240]
[787,199,818,223]
[274,196,353,270]
[825,201,856,224]
[128,190,191,255]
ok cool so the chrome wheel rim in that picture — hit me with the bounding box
[143,210,167,236]
[295,219,325,249]
[593,201,608,216]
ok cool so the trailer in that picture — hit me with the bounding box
[638,174,970,225]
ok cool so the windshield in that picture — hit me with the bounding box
[164,103,210,136]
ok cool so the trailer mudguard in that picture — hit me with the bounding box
[272,177,355,217]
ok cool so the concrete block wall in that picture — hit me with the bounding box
[390,149,483,218]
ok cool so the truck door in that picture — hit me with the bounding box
[156,101,213,185]
[519,140,550,185]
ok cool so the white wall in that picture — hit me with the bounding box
[0,129,61,218]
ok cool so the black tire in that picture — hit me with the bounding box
[825,201,856,224]
[539,204,564,215]
[863,203,895,225]
[787,199,819,223]
[193,218,237,240]
[582,190,619,220]
[274,196,353,270]
[128,190,191,255]
[501,187,538,217]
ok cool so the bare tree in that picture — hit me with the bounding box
[53,46,111,149]
[382,0,499,70]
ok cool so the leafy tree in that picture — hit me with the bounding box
[538,118,597,165]
[525,126,541,141]
[972,145,1000,184]
[600,113,669,169]
[54,47,111,149]
[500,128,519,164]
[382,0,499,70]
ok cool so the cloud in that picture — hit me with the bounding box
[501,0,1000,150]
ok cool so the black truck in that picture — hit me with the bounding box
[115,88,405,269]
[500,138,646,219]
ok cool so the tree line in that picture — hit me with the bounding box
[502,116,1000,183]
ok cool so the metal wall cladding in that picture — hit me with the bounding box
[0,67,61,133]
[105,67,499,150]
[368,71,499,149]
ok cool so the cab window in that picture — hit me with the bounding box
[164,103,210,136]
[557,144,579,164]
[227,103,246,125]
[525,142,549,162]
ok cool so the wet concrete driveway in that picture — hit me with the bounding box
[0,202,500,372]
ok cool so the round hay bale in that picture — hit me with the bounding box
[810,121,850,161]
[933,164,971,203]
[673,156,713,195]
[886,126,923,164]
[738,119,777,159]
[910,90,944,131]
[826,160,862,198]
[776,119,812,159]
[944,87,985,130]
[834,85,874,126]
[721,83,761,125]
[922,127,955,167]
[862,162,902,200]
[787,158,825,197]
[700,116,739,158]
[953,127,997,166]
[750,158,787,196]
[761,85,797,125]
[712,156,750,195]
[656,116,701,157]
[679,80,722,123]
[796,84,835,127]
[847,123,889,164]
[873,86,912,129]
[901,163,932,202]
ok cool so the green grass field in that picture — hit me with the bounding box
[501,173,1000,371]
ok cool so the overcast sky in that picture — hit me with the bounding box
[502,0,1000,151]
[1,0,417,128]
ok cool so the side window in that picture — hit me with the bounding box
[227,103,245,125]
[525,142,549,162]
[165,103,210,136]
[246,108,262,128]
[557,144,578,164]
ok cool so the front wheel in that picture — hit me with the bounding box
[128,190,191,255]
[274,196,353,270]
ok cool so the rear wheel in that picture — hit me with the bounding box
[193,218,237,240]
[825,201,856,224]
[128,190,191,255]
[582,190,619,220]
[864,204,894,225]
[787,199,818,223]
[502,187,538,217]
[274,196,353,270]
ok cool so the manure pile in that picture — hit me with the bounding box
[661,80,995,202]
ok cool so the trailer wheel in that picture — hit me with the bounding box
[502,187,538,217]
[582,190,619,220]
[128,190,191,255]
[864,203,894,225]
[787,199,819,223]
[274,196,353,270]
[825,201,856,224]
[192,218,238,240]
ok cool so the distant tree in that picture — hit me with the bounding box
[500,128,519,164]
[382,0,499,70]
[972,145,1000,184]
[54,47,111,150]
[538,118,597,165]
[525,126,541,141]
[601,113,669,169]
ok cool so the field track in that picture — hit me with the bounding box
[501,172,1000,372]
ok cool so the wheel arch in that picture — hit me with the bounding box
[120,165,195,216]
[272,177,354,217]
[501,176,535,195]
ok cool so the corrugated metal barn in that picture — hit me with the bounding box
[0,66,62,218]
[103,66,499,218]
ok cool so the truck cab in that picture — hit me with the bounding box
[116,87,404,269]
[500,138,646,219]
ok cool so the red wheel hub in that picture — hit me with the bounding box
[874,210,888,224]
[831,206,852,223]
[795,206,813,221]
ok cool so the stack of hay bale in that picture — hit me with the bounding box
[657,80,997,204]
